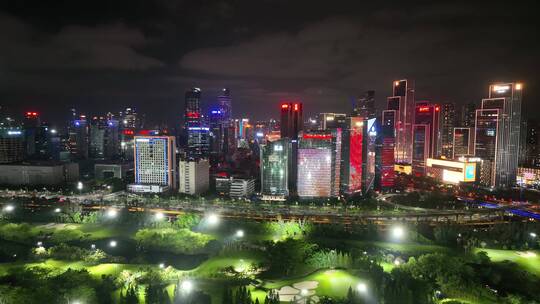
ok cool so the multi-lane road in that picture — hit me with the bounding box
[2,189,531,227]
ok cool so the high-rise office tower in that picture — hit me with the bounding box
[23,112,49,159]
[89,117,106,159]
[318,113,347,130]
[297,130,341,198]
[387,80,415,164]
[354,90,376,119]
[0,126,25,164]
[381,110,396,189]
[179,159,209,195]
[185,88,209,159]
[474,82,523,188]
[68,114,89,159]
[209,89,233,163]
[461,102,477,128]
[260,138,290,200]
[412,102,441,175]
[340,117,377,195]
[120,107,140,130]
[280,102,303,139]
[217,88,232,122]
[453,127,474,158]
[521,120,540,167]
[132,136,177,192]
[440,103,456,159]
[90,117,120,160]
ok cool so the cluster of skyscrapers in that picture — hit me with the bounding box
[0,79,532,196]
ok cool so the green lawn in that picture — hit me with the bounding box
[475,248,540,276]
[0,259,162,278]
[191,252,263,276]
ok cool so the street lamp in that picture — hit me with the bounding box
[236,229,245,238]
[356,283,368,294]
[180,280,193,293]
[109,240,117,248]
[2,205,15,212]
[207,213,219,225]
[106,209,118,218]
[54,208,61,213]
[530,232,537,238]
[391,226,405,240]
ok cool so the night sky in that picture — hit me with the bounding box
[1,0,538,126]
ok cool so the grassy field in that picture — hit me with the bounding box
[475,248,540,276]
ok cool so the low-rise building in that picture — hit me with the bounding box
[425,157,479,184]
[94,162,133,180]
[0,162,79,186]
[230,178,255,198]
[214,177,255,198]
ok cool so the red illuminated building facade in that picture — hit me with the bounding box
[381,110,397,189]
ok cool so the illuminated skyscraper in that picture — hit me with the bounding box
[297,130,341,198]
[131,136,177,193]
[0,126,25,164]
[412,102,441,175]
[474,82,523,188]
[318,113,347,130]
[280,102,303,139]
[260,138,290,200]
[185,88,209,159]
[217,88,232,122]
[453,127,474,158]
[380,110,396,189]
[440,103,456,159]
[461,102,477,128]
[354,90,376,119]
[387,80,415,164]
[68,114,89,159]
[340,117,377,195]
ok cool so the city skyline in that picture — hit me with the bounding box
[0,0,538,125]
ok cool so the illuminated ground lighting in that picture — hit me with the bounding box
[531,232,537,238]
[207,214,219,225]
[236,230,245,238]
[300,289,308,296]
[109,240,117,248]
[159,263,165,269]
[72,301,82,304]
[77,182,83,191]
[106,209,118,218]
[394,259,401,266]
[91,244,96,250]
[3,205,15,212]
[155,212,165,220]
[356,283,368,294]
[54,208,61,213]
[519,251,537,258]
[391,226,405,239]
[180,280,193,293]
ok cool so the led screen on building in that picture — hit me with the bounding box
[297,148,332,197]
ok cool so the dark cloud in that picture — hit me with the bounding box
[0,14,162,71]
[0,1,539,125]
